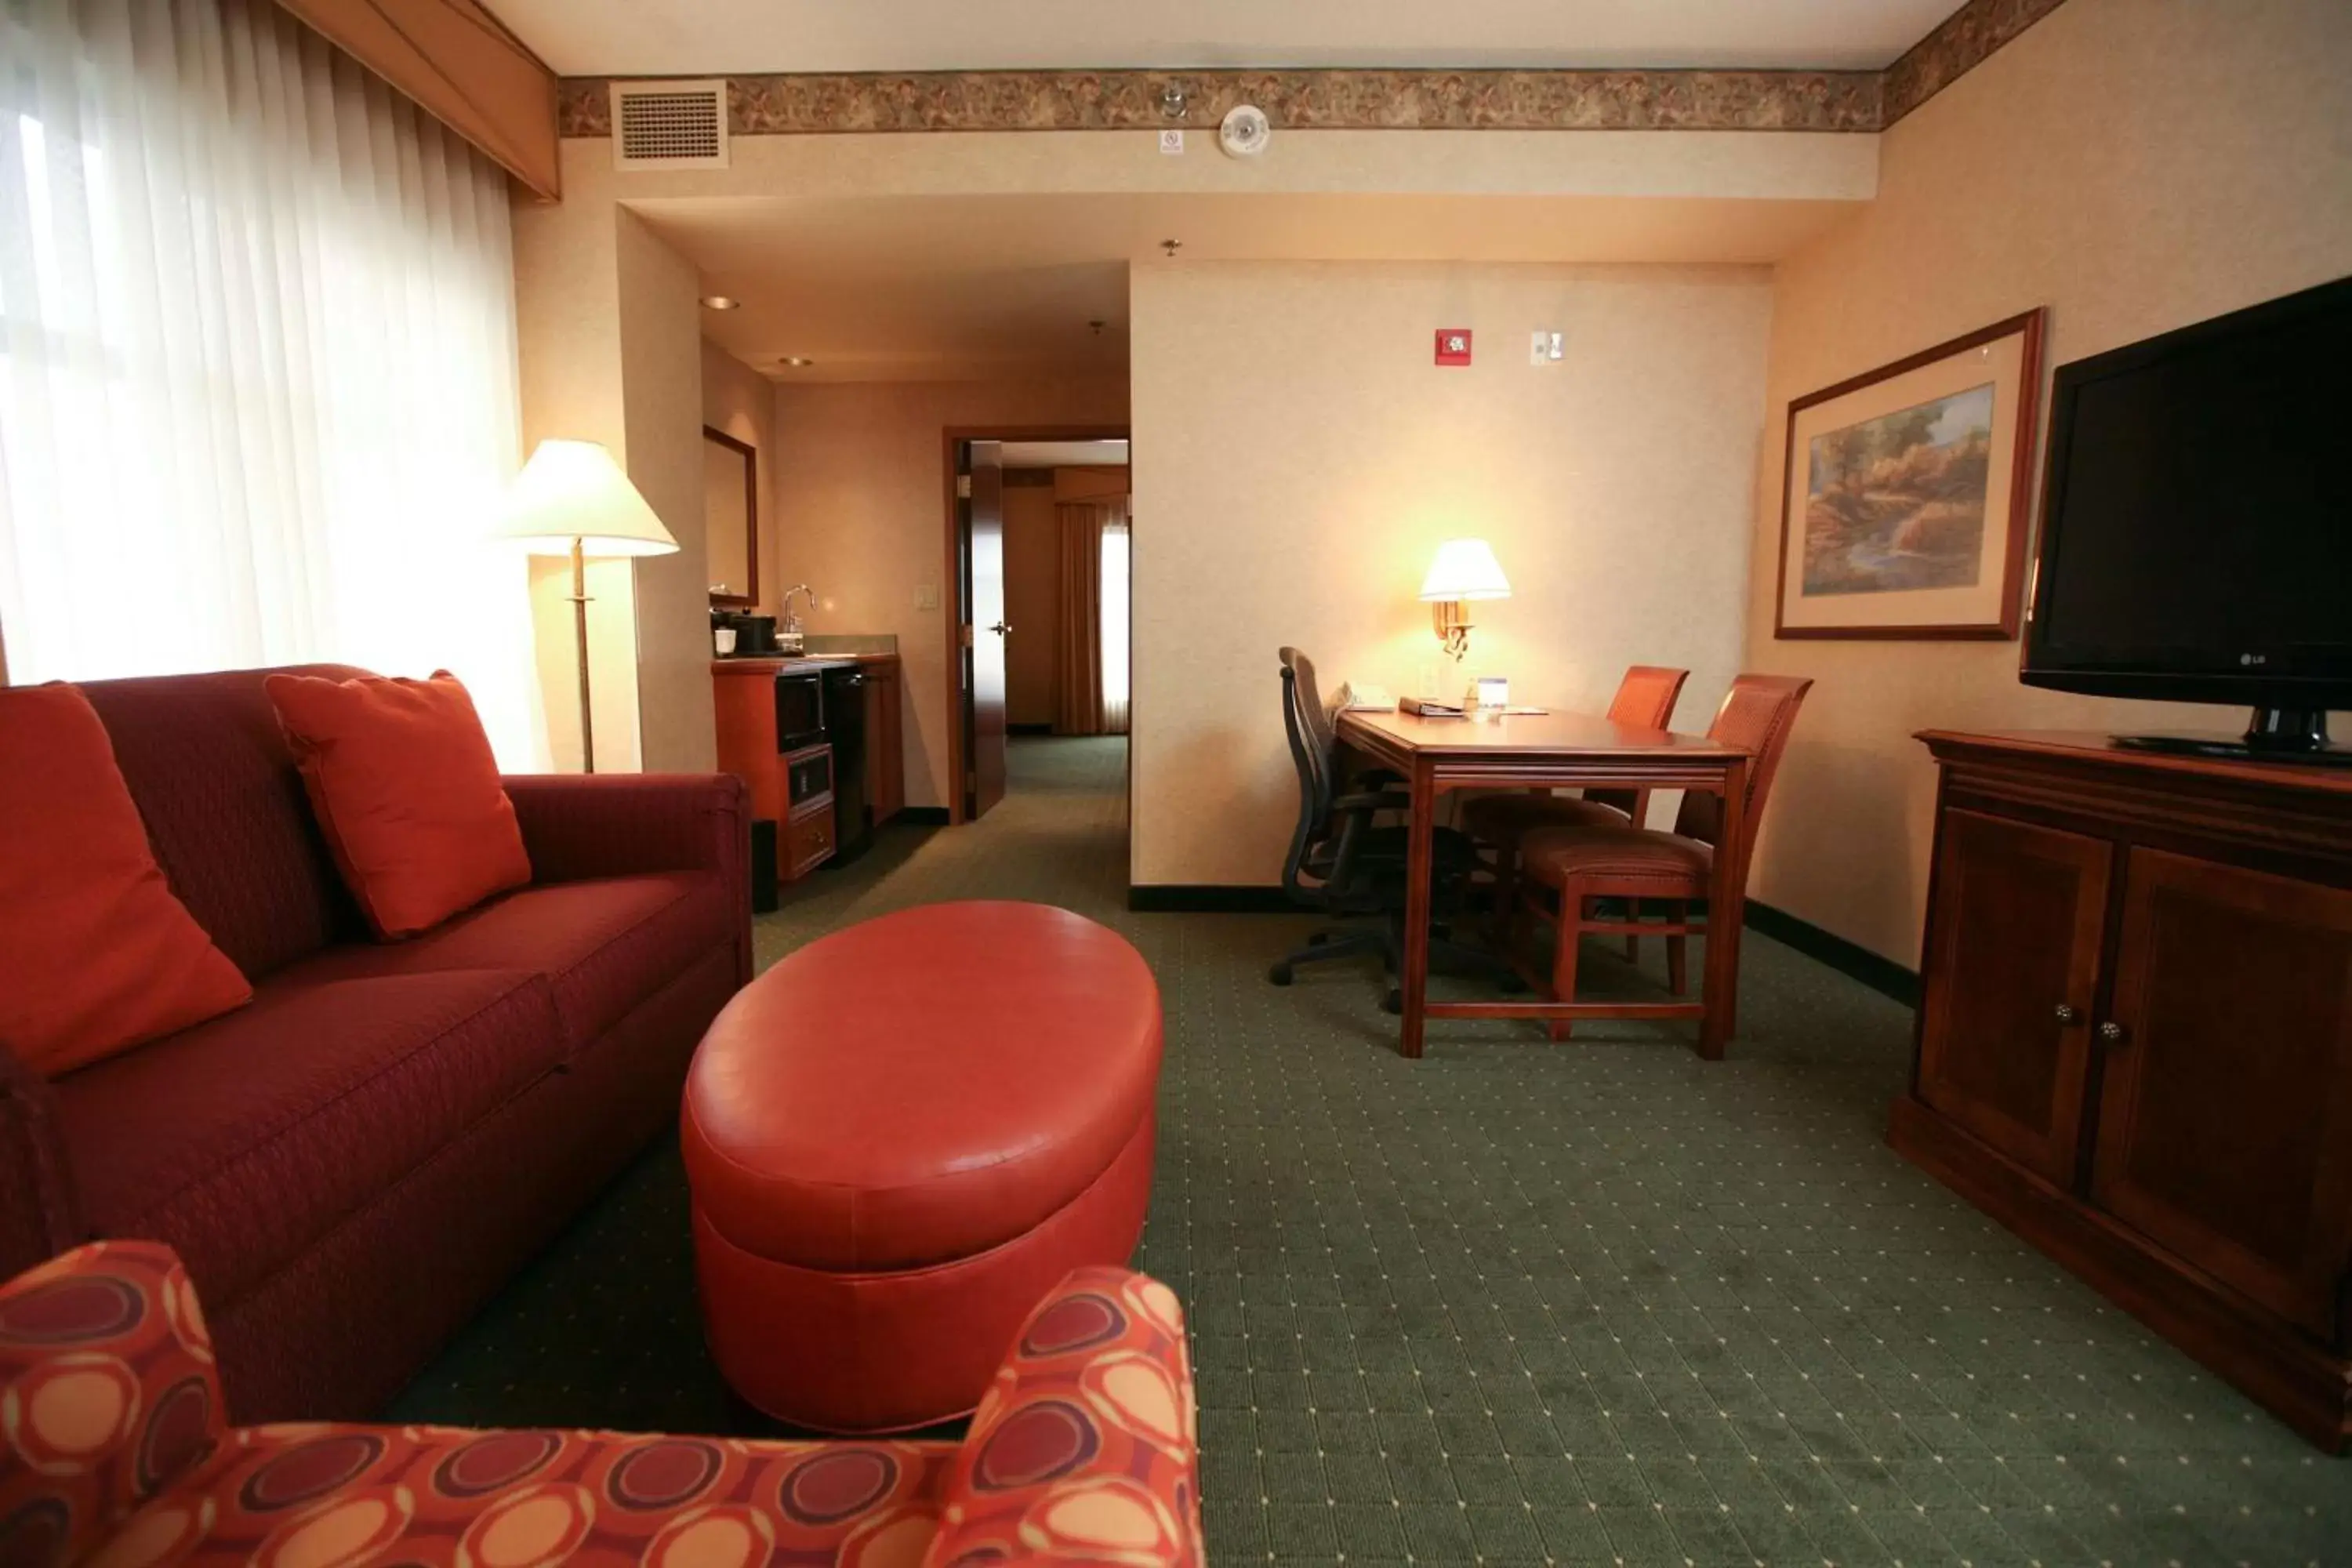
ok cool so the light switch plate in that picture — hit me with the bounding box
[1530,329,1565,364]
[914,583,940,611]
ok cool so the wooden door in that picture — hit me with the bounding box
[2090,848,2352,1337]
[967,441,1008,819]
[1916,809,2113,1186]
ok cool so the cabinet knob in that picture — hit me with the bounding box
[2053,1003,2080,1025]
[2097,1021,2127,1045]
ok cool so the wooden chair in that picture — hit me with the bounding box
[1512,674,1812,1040]
[1460,664,1689,947]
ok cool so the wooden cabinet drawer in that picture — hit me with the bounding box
[784,804,837,877]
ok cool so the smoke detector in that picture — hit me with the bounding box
[1218,104,1271,158]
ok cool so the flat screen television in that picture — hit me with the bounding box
[2020,272,2352,764]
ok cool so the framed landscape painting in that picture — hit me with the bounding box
[1774,310,2045,639]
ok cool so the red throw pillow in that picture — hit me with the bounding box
[265,670,532,939]
[0,685,252,1075]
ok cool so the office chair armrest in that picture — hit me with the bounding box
[1331,789,1410,813]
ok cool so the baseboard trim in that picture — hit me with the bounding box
[1007,722,1054,736]
[893,806,951,826]
[1744,900,1918,1007]
[1128,884,1296,914]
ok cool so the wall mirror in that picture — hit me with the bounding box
[702,426,758,605]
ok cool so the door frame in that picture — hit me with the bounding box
[938,423,1131,825]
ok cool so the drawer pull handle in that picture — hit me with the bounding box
[2054,1003,2080,1025]
[2097,1021,2127,1045]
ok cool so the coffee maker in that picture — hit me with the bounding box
[710,607,779,657]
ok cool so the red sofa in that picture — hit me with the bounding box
[0,666,750,1424]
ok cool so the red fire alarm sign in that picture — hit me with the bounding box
[1435,328,1472,366]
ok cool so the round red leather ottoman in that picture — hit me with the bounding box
[682,899,1162,1433]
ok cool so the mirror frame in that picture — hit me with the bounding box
[702,425,760,608]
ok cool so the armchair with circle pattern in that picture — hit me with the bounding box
[0,1241,1201,1568]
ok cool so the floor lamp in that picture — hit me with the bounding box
[495,440,679,773]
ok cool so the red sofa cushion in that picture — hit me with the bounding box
[683,901,1162,1273]
[300,873,733,1056]
[78,666,368,979]
[0,685,252,1076]
[264,671,531,940]
[56,967,561,1310]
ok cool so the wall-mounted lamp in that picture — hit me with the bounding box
[1418,539,1510,662]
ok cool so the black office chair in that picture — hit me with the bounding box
[1269,647,1511,1013]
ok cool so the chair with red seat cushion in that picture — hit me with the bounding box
[0,1242,1202,1568]
[1513,673,1813,1044]
[1458,665,1690,946]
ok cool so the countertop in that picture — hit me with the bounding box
[710,652,901,676]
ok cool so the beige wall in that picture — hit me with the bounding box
[1131,260,1774,887]
[769,377,1131,809]
[701,341,781,614]
[1740,0,2352,966]
[510,190,713,773]
[616,209,717,773]
[1004,483,1058,728]
[513,182,641,772]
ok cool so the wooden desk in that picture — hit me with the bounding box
[1336,708,1752,1059]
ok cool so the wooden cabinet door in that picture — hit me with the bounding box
[2090,848,2352,1338]
[865,666,902,823]
[1917,809,2113,1185]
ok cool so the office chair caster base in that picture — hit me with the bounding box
[1268,961,1295,986]
[1382,989,1403,1015]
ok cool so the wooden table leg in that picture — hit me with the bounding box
[1699,755,1750,1060]
[1399,760,1436,1058]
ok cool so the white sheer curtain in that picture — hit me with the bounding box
[1099,506,1131,735]
[0,0,546,767]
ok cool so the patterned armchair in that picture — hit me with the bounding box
[0,1242,1201,1568]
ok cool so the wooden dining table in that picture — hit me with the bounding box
[1334,706,1753,1060]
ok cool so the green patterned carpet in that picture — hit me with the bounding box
[394,738,2352,1566]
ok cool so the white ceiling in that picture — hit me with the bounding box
[1001,441,1131,469]
[641,191,1861,382]
[488,1,1960,77]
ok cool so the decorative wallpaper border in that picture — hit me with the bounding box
[1882,0,2071,125]
[560,68,1879,138]
[555,0,2068,140]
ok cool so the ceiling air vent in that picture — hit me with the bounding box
[611,80,728,170]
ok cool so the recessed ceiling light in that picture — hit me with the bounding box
[779,356,815,368]
[700,295,740,310]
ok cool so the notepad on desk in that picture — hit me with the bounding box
[1399,695,1465,717]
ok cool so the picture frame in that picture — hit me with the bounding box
[1773,309,2045,640]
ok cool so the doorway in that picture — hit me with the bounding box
[942,426,1131,824]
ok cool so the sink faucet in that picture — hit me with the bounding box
[779,583,815,637]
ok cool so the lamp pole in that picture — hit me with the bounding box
[569,535,595,774]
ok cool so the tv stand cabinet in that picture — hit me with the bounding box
[1893,730,2352,1450]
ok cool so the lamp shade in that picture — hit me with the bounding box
[1418,539,1511,601]
[493,439,680,557]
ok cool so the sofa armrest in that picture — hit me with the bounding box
[924,1268,1203,1568]
[0,1241,227,1566]
[0,1045,79,1279]
[504,772,752,985]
